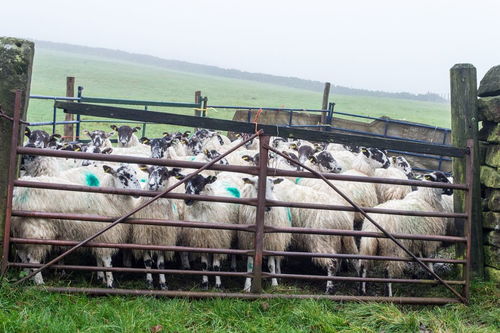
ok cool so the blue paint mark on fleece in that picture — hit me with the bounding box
[286,207,292,226]
[225,187,240,198]
[295,177,302,184]
[85,172,100,187]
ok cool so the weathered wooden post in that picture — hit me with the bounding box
[63,76,75,141]
[321,82,331,128]
[450,64,484,276]
[0,38,34,262]
[194,90,202,117]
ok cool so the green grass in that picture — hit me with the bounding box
[27,48,451,138]
[0,279,498,332]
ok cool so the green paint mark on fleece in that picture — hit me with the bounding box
[85,172,100,187]
[225,187,240,198]
[247,261,254,271]
[172,203,178,214]
[295,177,302,184]
[286,207,292,226]
[140,178,146,183]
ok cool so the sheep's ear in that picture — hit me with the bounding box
[133,126,141,132]
[206,175,217,184]
[102,165,115,175]
[83,129,90,137]
[360,147,368,153]
[162,132,170,137]
[273,178,284,184]
[234,133,241,138]
[24,128,31,138]
[110,125,118,131]
[51,134,62,139]
[242,177,254,185]
[101,147,113,155]
[74,145,82,152]
[169,168,184,179]
[424,174,433,181]
[107,131,115,138]
[203,149,209,155]
[140,137,151,145]
[290,143,298,150]
[241,155,251,161]
[138,164,150,173]
[308,156,317,164]
[183,131,191,137]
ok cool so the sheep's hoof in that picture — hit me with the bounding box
[182,264,191,270]
[145,280,154,290]
[107,281,116,289]
[215,284,223,290]
[201,281,209,290]
[159,283,168,291]
[325,286,335,295]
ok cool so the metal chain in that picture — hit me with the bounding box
[0,104,29,124]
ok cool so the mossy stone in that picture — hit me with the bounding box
[480,166,500,188]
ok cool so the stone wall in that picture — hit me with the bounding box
[478,65,500,281]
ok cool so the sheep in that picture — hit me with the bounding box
[358,171,453,297]
[374,156,413,203]
[182,173,241,289]
[24,128,61,149]
[110,125,142,147]
[12,164,142,287]
[130,166,184,290]
[140,137,171,158]
[274,179,358,294]
[238,176,292,292]
[83,129,114,148]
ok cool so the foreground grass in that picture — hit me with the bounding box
[27,48,450,138]
[0,279,497,332]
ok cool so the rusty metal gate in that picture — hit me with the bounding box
[1,92,473,304]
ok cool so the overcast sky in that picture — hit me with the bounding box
[1,0,499,95]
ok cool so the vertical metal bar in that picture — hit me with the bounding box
[1,90,23,274]
[76,86,83,139]
[142,106,148,138]
[438,131,447,171]
[247,110,252,123]
[202,97,208,117]
[463,139,474,303]
[383,118,389,136]
[52,100,57,135]
[289,110,293,127]
[251,134,269,293]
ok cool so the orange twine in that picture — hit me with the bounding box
[253,108,263,133]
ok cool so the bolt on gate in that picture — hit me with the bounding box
[1,93,474,304]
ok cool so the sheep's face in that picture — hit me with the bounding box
[111,125,140,146]
[242,177,283,211]
[203,149,229,165]
[80,145,112,166]
[143,166,183,192]
[141,137,170,159]
[424,171,452,195]
[20,143,39,171]
[272,137,287,149]
[188,136,203,155]
[309,151,342,173]
[184,174,217,205]
[103,164,142,195]
[360,147,390,169]
[391,156,413,177]
[25,128,51,148]
[84,130,114,148]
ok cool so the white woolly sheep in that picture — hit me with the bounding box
[238,176,292,292]
[374,156,413,203]
[83,129,114,149]
[110,125,142,147]
[358,171,453,297]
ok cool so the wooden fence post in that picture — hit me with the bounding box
[194,91,201,117]
[450,63,484,277]
[321,82,331,128]
[64,77,75,141]
[0,38,34,261]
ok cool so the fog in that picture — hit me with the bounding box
[1,0,499,94]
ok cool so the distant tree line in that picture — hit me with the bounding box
[36,40,447,103]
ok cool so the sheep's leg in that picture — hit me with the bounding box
[96,257,105,284]
[230,255,237,272]
[200,254,209,290]
[427,262,434,275]
[17,250,31,276]
[384,269,392,297]
[180,252,191,269]
[275,257,282,275]
[267,256,278,287]
[143,253,154,289]
[325,259,338,295]
[213,257,222,289]
[359,264,367,296]
[243,256,254,292]
[122,250,133,268]
[157,253,167,290]
[102,255,115,288]
[27,253,44,285]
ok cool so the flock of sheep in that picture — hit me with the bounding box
[13,124,456,296]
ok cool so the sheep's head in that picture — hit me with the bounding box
[184,174,217,206]
[391,156,413,178]
[20,143,39,171]
[84,129,114,148]
[24,128,51,148]
[111,125,141,146]
[308,151,342,173]
[103,164,142,196]
[360,147,390,169]
[424,171,452,195]
[242,176,283,211]
[188,136,203,155]
[241,153,259,165]
[141,137,171,159]
[80,144,113,166]
[140,165,184,191]
[203,149,229,165]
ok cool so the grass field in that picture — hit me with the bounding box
[27,47,451,138]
